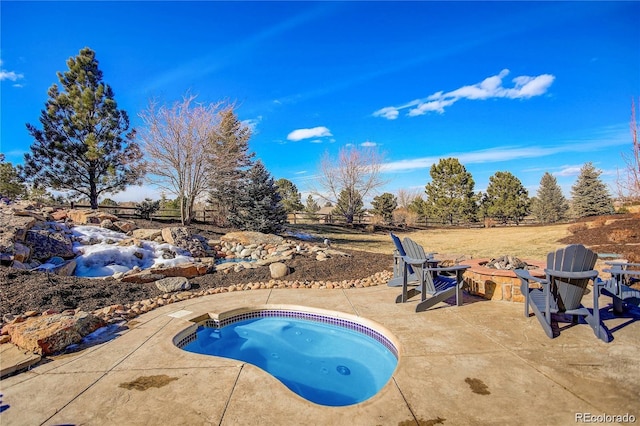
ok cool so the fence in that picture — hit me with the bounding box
[59,204,539,228]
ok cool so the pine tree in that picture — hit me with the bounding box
[571,162,614,217]
[228,161,287,233]
[371,192,398,223]
[425,158,477,224]
[483,171,530,224]
[22,47,144,208]
[304,194,321,219]
[0,154,26,199]
[531,172,568,224]
[335,189,365,224]
[207,107,254,223]
[275,178,304,213]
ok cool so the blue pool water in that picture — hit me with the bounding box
[181,317,397,406]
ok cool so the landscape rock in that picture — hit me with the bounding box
[155,277,191,293]
[221,231,284,246]
[39,259,77,276]
[114,220,137,233]
[161,227,208,257]
[269,262,290,279]
[25,229,75,260]
[3,311,106,355]
[131,228,163,241]
[12,242,31,263]
[121,271,167,283]
[100,219,117,230]
[149,262,210,278]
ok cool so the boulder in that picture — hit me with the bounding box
[121,271,166,284]
[155,276,191,293]
[50,210,68,221]
[25,229,75,260]
[100,219,117,230]
[221,231,284,247]
[2,311,106,355]
[37,259,77,276]
[131,228,163,241]
[161,227,208,257]
[12,242,31,263]
[149,262,210,278]
[114,220,137,233]
[269,262,290,279]
[66,209,120,225]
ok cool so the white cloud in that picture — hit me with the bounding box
[243,116,262,132]
[287,126,332,141]
[381,137,621,173]
[374,69,555,119]
[361,141,378,147]
[0,59,24,83]
[372,107,399,120]
[554,165,584,177]
[294,170,307,175]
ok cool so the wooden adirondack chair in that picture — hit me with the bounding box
[515,244,609,342]
[388,233,436,287]
[602,261,640,314]
[396,237,469,312]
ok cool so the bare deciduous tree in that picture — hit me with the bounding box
[138,94,224,225]
[617,98,640,202]
[396,188,424,208]
[314,146,386,223]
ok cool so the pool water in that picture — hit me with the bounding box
[181,317,397,406]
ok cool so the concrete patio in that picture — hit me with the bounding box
[1,284,639,425]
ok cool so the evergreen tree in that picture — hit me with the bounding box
[275,178,304,213]
[228,161,287,233]
[425,158,477,224]
[483,171,530,224]
[304,194,321,219]
[335,188,364,224]
[207,107,254,223]
[531,172,568,224]
[371,192,398,223]
[22,47,144,209]
[0,154,27,199]
[571,162,614,217]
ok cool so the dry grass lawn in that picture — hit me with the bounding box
[288,223,572,261]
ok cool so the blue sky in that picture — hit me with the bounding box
[1,1,639,204]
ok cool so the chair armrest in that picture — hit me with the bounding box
[544,269,599,280]
[514,269,548,285]
[603,268,640,277]
[401,255,433,268]
[424,264,470,273]
[605,261,640,268]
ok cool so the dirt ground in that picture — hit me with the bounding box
[1,214,638,320]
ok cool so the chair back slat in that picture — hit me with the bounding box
[402,237,428,259]
[547,244,598,311]
[390,233,414,275]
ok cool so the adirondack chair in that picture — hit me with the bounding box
[388,233,416,287]
[602,261,640,314]
[388,233,436,287]
[515,244,609,342]
[396,237,470,312]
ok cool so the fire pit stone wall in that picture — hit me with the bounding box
[462,258,546,303]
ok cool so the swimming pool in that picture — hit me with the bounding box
[174,306,399,407]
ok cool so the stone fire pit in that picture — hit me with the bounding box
[463,256,546,302]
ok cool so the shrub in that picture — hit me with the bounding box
[135,198,160,220]
[484,218,496,228]
[567,222,588,234]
